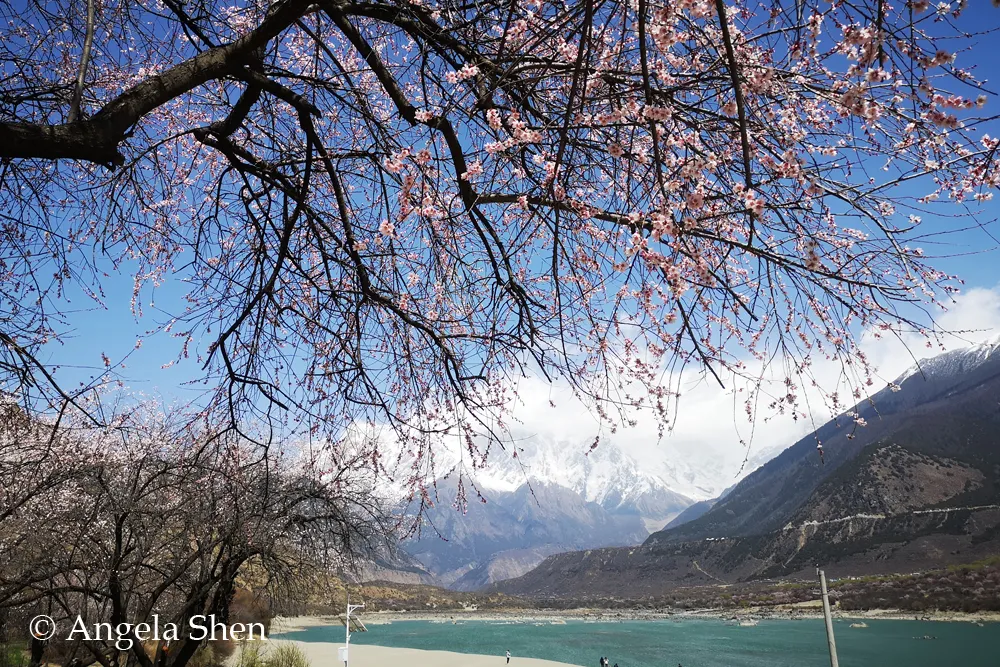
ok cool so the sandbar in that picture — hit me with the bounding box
[251,638,583,667]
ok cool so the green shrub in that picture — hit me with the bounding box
[264,645,310,667]
[188,644,217,667]
[234,642,266,667]
[0,644,29,667]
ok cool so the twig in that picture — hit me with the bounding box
[715,0,754,229]
[69,0,96,122]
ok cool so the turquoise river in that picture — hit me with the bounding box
[280,617,1000,666]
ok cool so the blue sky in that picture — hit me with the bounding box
[33,2,1000,422]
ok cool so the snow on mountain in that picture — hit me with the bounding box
[488,436,695,515]
[895,333,1000,384]
[377,433,697,589]
[387,433,698,520]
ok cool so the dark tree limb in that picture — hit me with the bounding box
[0,0,313,166]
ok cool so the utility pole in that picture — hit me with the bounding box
[817,567,840,667]
[343,593,365,667]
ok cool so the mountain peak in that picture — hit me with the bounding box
[460,436,697,518]
[895,334,1000,384]
[389,436,698,590]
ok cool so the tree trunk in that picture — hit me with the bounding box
[28,637,44,667]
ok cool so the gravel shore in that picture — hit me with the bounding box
[270,607,1000,630]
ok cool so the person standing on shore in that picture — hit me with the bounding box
[506,649,511,664]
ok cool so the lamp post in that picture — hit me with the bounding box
[817,567,840,667]
[343,595,365,667]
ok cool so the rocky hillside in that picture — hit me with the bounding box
[652,336,1000,543]
[494,338,1000,597]
[387,437,696,589]
[403,478,651,590]
[662,483,736,530]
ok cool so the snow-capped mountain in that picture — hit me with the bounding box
[470,436,694,514]
[390,433,698,522]
[377,436,697,589]
[403,477,652,590]
[379,336,1000,590]
[895,333,1000,383]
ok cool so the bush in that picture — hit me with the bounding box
[188,644,217,667]
[234,642,266,667]
[232,641,308,667]
[265,645,310,667]
[0,644,28,667]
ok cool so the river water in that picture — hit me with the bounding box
[281,617,999,666]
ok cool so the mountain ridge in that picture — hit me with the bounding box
[379,434,699,589]
[493,337,1000,597]
[402,477,652,590]
[646,337,1000,545]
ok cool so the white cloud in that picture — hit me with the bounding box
[496,285,1000,499]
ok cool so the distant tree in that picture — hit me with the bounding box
[0,401,98,608]
[1,0,998,478]
[0,404,386,667]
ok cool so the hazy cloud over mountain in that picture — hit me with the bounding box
[495,286,1000,498]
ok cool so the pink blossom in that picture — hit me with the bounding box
[642,105,672,122]
[486,109,502,130]
[461,161,483,181]
[447,63,480,83]
[744,191,766,216]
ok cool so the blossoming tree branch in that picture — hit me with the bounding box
[1,0,997,471]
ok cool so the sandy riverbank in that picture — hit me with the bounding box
[248,638,582,667]
[269,616,346,634]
